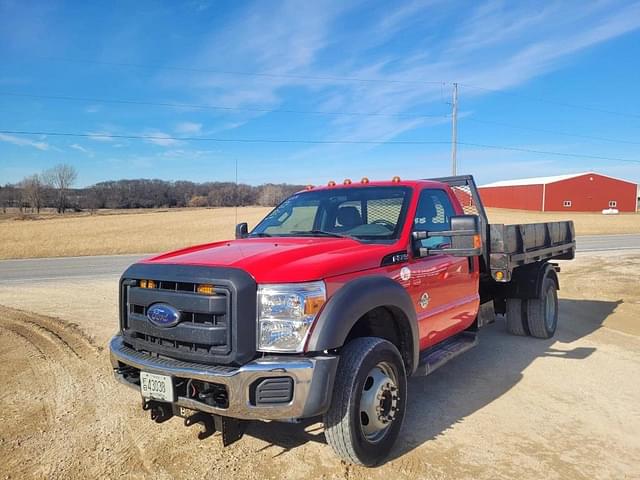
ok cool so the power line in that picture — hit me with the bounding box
[28,57,639,119]
[38,57,447,86]
[2,129,639,164]
[459,83,640,120]
[463,117,640,146]
[0,91,449,119]
[5,91,638,147]
[4,91,639,148]
[457,141,640,164]
[0,129,451,145]
[34,57,640,118]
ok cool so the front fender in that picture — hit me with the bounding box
[306,275,419,374]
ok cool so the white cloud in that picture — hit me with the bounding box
[164,0,352,109]
[0,133,49,150]
[144,131,181,147]
[87,132,116,142]
[174,122,202,134]
[167,0,640,154]
[70,143,94,157]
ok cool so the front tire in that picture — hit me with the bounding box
[323,337,407,466]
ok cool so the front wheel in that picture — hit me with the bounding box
[323,337,407,466]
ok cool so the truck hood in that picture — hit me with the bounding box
[143,237,397,283]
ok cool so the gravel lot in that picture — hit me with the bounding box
[1,251,639,479]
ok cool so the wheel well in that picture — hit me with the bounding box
[344,306,414,373]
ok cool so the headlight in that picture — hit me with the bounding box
[257,281,326,353]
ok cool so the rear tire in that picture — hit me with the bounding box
[526,276,558,338]
[323,337,407,467]
[506,298,528,336]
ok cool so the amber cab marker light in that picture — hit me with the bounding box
[327,180,336,187]
[197,284,215,295]
[392,175,401,183]
[343,178,352,185]
[361,177,370,184]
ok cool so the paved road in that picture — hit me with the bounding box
[576,233,640,252]
[1,234,639,283]
[0,254,147,283]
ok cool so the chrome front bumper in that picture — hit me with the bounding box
[109,335,338,420]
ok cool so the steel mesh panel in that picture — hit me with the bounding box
[367,198,403,225]
[450,185,479,215]
[432,203,445,223]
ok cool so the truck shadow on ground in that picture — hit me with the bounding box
[243,298,621,459]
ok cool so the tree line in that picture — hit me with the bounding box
[0,163,305,213]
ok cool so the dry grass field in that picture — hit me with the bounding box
[0,206,638,260]
[486,207,640,235]
[0,206,270,260]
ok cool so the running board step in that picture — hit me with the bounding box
[414,331,478,376]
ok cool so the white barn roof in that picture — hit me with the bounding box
[480,171,637,188]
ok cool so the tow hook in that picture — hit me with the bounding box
[140,400,247,446]
[181,409,247,446]
[142,399,173,423]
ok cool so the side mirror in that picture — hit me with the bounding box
[235,222,248,239]
[412,214,482,257]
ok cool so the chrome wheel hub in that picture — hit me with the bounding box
[359,362,399,442]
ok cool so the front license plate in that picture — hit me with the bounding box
[140,372,174,402]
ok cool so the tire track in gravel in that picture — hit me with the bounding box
[0,305,339,480]
[0,306,155,479]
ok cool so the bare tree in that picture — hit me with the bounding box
[43,164,78,213]
[20,174,45,213]
[0,184,20,213]
[257,184,285,206]
[188,195,208,207]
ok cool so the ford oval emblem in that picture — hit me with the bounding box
[147,303,181,327]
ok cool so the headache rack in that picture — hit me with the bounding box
[430,175,576,282]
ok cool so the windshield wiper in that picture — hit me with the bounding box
[289,230,351,238]
[249,232,273,237]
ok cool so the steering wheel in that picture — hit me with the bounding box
[370,219,395,230]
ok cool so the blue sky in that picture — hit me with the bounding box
[1,0,639,187]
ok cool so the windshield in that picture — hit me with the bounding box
[250,186,411,243]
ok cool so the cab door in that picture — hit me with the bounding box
[407,188,478,350]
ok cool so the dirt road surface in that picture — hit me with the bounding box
[1,251,639,479]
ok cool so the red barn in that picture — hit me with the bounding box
[479,172,638,212]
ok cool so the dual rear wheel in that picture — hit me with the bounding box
[506,276,558,338]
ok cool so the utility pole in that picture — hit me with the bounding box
[451,82,458,176]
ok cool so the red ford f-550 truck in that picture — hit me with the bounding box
[110,175,575,466]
